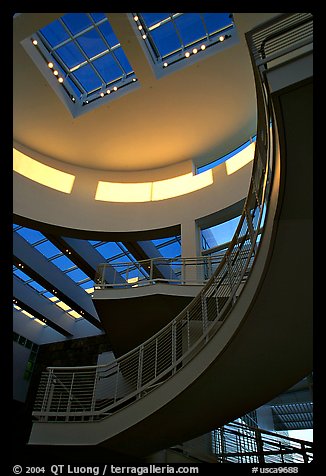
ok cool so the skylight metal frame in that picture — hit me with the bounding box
[21,13,140,118]
[130,12,239,79]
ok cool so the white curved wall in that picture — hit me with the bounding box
[13,141,253,234]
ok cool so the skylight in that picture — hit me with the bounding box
[25,13,139,117]
[131,13,237,76]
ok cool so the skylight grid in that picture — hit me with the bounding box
[13,226,93,294]
[32,13,138,109]
[133,12,235,69]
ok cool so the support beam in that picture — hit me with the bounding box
[44,234,126,285]
[13,232,102,330]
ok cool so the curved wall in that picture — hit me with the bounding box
[13,141,253,236]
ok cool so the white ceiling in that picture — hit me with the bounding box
[13,13,279,172]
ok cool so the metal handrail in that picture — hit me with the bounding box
[94,254,253,288]
[32,13,312,425]
[174,420,313,463]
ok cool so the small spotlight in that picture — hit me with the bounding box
[163,62,168,67]
[142,34,147,39]
[113,86,118,91]
[201,44,206,50]
[132,78,137,82]
[32,39,38,45]
[138,25,143,30]
[100,92,104,97]
[134,15,139,21]
[48,62,54,68]
[185,51,190,58]
[53,70,59,76]
[58,77,64,83]
[106,89,111,94]
[219,35,225,42]
[192,48,198,54]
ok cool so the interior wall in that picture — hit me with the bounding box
[13,143,253,235]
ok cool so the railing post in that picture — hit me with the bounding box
[201,292,208,340]
[226,253,236,304]
[65,372,75,421]
[172,319,177,373]
[137,345,144,395]
[149,259,153,284]
[113,363,120,403]
[186,309,190,350]
[41,369,54,418]
[90,368,98,418]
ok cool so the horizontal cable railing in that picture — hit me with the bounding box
[172,420,313,463]
[32,13,312,427]
[94,250,257,289]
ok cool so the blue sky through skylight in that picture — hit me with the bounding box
[34,13,137,108]
[134,12,235,66]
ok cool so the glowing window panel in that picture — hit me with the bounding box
[133,13,235,69]
[95,171,213,203]
[13,148,75,193]
[225,142,256,175]
[31,13,138,111]
[151,171,213,201]
[95,181,152,203]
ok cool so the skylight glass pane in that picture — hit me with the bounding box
[62,13,92,35]
[158,241,181,258]
[93,54,123,83]
[90,13,106,23]
[76,29,108,58]
[55,42,85,69]
[73,63,102,92]
[34,240,61,258]
[79,280,94,290]
[98,21,120,48]
[43,291,55,299]
[51,254,76,271]
[114,48,133,74]
[66,268,89,282]
[95,242,123,259]
[151,21,181,58]
[201,13,233,35]
[28,281,46,292]
[174,13,207,46]
[39,19,70,47]
[202,216,241,250]
[15,227,45,244]
[141,13,172,28]
[13,268,31,282]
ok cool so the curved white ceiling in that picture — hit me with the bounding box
[13,13,279,172]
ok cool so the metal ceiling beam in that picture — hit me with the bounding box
[43,234,126,285]
[13,232,103,330]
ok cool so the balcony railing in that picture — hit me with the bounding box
[173,420,313,463]
[94,250,256,288]
[32,13,313,431]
